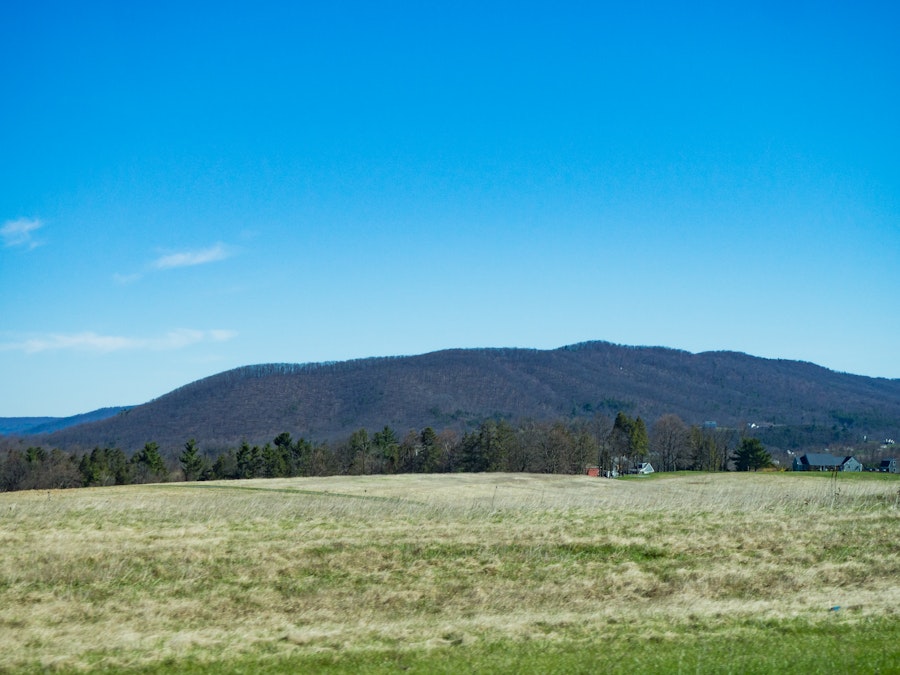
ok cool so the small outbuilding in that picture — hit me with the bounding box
[586,466,600,477]
[880,458,898,474]
[635,462,655,475]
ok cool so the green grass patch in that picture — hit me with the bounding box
[69,615,900,674]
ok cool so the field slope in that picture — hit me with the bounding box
[1,472,899,673]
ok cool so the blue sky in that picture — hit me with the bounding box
[2,1,898,416]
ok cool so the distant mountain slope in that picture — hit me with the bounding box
[0,407,130,436]
[0,417,56,435]
[40,341,900,453]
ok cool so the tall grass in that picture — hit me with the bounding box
[1,472,898,672]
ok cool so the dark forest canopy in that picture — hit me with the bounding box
[4,341,899,456]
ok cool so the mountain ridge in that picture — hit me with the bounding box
[9,340,900,453]
[0,407,131,436]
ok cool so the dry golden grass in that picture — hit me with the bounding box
[1,472,898,671]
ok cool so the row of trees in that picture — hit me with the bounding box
[0,412,772,492]
[0,441,202,491]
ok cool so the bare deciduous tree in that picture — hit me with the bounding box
[651,414,689,472]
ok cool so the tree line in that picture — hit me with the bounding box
[0,412,772,493]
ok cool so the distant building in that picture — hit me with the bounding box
[793,453,841,471]
[880,458,898,474]
[586,466,600,477]
[635,462,655,475]
[793,453,862,472]
[841,456,863,472]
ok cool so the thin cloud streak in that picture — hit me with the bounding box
[0,329,237,354]
[1,217,43,249]
[153,243,231,270]
[113,242,236,282]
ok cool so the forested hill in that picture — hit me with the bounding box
[0,407,130,435]
[36,341,900,453]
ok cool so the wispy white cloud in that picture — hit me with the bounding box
[1,217,44,249]
[153,243,231,270]
[0,329,237,354]
[113,242,234,283]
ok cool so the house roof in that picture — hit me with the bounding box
[801,453,843,467]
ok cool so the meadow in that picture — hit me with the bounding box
[1,471,898,673]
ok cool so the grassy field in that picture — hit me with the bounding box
[1,471,898,673]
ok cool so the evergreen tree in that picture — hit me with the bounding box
[460,430,486,472]
[81,446,131,486]
[373,426,399,473]
[460,420,515,472]
[180,439,203,481]
[210,449,238,479]
[630,417,650,463]
[272,432,295,475]
[732,437,772,471]
[78,453,93,486]
[611,412,636,472]
[273,432,292,450]
[419,427,440,473]
[133,441,166,482]
[261,442,287,477]
[290,437,313,476]
[236,441,262,478]
[25,446,47,465]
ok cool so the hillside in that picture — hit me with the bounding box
[0,407,130,436]
[34,341,900,453]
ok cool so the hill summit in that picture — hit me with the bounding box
[35,341,900,452]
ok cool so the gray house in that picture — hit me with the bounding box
[840,456,863,472]
[880,458,898,474]
[793,453,862,472]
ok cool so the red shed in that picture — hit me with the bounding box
[586,466,600,477]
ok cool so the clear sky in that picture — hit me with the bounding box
[2,1,898,417]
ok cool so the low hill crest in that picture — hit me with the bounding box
[26,340,900,453]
